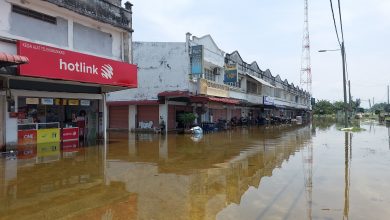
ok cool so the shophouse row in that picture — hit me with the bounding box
[107,33,311,132]
[0,0,137,147]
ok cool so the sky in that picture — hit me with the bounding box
[124,0,390,108]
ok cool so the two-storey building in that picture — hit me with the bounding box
[107,33,310,132]
[0,0,137,148]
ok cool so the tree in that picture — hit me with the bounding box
[371,102,388,113]
[333,101,345,112]
[313,100,334,115]
[384,104,390,113]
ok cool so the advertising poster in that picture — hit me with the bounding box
[37,128,60,143]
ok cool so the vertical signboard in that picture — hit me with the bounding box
[224,64,238,83]
[191,45,203,75]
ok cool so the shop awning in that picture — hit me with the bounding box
[158,90,190,97]
[0,52,29,67]
[190,96,240,105]
[246,73,275,88]
[107,100,159,106]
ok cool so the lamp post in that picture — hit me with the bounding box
[319,42,348,128]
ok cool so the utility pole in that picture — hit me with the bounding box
[387,85,389,104]
[348,80,352,116]
[341,42,348,128]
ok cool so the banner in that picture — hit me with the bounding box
[17,40,137,88]
[224,64,238,83]
[191,45,203,75]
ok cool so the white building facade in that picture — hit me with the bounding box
[108,33,311,132]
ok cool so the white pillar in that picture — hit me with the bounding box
[103,93,107,141]
[129,105,137,131]
[159,101,168,134]
[5,92,17,145]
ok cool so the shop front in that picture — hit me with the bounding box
[1,40,137,147]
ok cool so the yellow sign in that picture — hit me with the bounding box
[26,98,39,105]
[37,142,60,157]
[68,99,79,106]
[37,128,60,143]
[55,99,61,105]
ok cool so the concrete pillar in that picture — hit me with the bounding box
[227,105,232,120]
[159,101,168,134]
[103,94,107,141]
[129,105,137,131]
[5,92,17,146]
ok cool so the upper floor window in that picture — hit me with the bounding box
[247,81,258,94]
[204,68,216,81]
[12,5,57,24]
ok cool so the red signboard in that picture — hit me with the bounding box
[17,40,137,88]
[18,129,37,145]
[61,127,79,141]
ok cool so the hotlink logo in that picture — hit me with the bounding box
[101,64,114,79]
[59,59,114,80]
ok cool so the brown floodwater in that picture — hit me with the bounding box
[1,120,389,220]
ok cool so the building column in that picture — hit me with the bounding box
[103,93,107,141]
[227,105,232,120]
[129,105,137,131]
[159,101,168,134]
[5,91,17,146]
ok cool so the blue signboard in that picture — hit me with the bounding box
[224,64,238,83]
[191,45,203,75]
[263,96,274,105]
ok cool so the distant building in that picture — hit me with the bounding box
[0,0,137,147]
[107,33,311,132]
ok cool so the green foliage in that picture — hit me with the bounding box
[313,98,363,115]
[178,113,196,129]
[384,104,390,113]
[313,100,334,115]
[370,102,389,113]
[333,101,345,111]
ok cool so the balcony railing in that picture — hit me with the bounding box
[43,0,132,31]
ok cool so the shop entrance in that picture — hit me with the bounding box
[17,97,100,145]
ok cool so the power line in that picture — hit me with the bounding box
[329,0,341,46]
[337,0,345,42]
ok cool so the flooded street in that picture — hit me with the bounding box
[1,121,389,220]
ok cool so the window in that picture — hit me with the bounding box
[247,81,258,94]
[275,88,281,98]
[12,5,57,24]
[204,68,216,81]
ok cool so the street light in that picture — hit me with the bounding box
[319,42,348,128]
[318,49,340,52]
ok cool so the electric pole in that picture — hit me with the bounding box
[348,80,352,115]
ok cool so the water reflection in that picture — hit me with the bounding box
[1,122,390,219]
